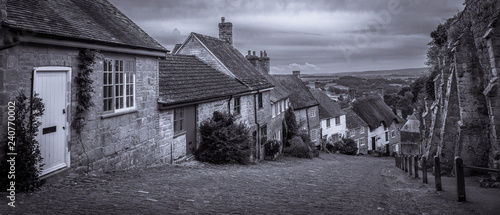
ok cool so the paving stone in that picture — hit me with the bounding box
[0,153,482,215]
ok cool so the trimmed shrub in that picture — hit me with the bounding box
[265,139,281,156]
[283,108,299,147]
[338,138,358,155]
[283,136,313,159]
[194,111,251,164]
[1,91,45,192]
[325,143,338,152]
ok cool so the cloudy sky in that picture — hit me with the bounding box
[109,0,464,74]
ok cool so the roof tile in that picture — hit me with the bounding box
[5,0,166,51]
[159,55,249,105]
[191,33,273,90]
[273,75,318,110]
[309,89,346,119]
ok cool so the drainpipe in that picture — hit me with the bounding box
[305,108,311,139]
[254,92,260,161]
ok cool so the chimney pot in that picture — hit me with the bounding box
[253,51,256,56]
[248,50,251,55]
[221,17,225,23]
[260,51,263,57]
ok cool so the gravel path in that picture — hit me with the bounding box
[1,153,482,214]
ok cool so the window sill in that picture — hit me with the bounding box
[174,131,186,138]
[101,109,138,119]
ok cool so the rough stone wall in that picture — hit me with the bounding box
[158,110,187,163]
[421,0,500,173]
[72,52,164,172]
[0,43,168,173]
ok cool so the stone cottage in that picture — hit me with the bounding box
[309,89,346,146]
[173,18,274,160]
[0,0,169,176]
[246,50,290,151]
[157,54,250,161]
[343,107,370,154]
[274,72,321,146]
[352,96,403,154]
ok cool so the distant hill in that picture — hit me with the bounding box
[302,67,429,78]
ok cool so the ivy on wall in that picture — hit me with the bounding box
[72,49,100,133]
[73,49,101,172]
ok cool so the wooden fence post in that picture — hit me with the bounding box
[455,157,466,202]
[408,155,413,176]
[414,155,419,179]
[422,156,428,184]
[435,156,442,191]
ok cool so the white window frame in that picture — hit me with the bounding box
[103,59,136,113]
[326,118,331,128]
[360,127,365,134]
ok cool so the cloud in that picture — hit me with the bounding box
[271,63,320,74]
[108,0,465,73]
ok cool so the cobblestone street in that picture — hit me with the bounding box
[1,153,487,214]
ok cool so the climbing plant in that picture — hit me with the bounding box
[72,49,99,133]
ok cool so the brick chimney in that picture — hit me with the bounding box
[218,17,232,46]
[246,50,259,67]
[293,70,301,78]
[259,50,270,74]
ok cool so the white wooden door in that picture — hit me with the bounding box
[34,68,70,176]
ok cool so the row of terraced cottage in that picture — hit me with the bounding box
[0,0,406,177]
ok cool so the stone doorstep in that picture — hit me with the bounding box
[40,167,71,185]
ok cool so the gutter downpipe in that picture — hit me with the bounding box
[254,92,260,161]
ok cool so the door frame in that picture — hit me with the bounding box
[33,66,72,176]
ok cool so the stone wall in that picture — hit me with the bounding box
[421,0,500,173]
[0,43,168,173]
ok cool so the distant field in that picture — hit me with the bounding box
[301,67,428,81]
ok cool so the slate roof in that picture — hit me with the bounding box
[4,0,166,52]
[159,55,250,106]
[254,70,289,102]
[309,89,346,120]
[351,96,401,129]
[190,33,273,90]
[273,75,318,110]
[343,107,368,129]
